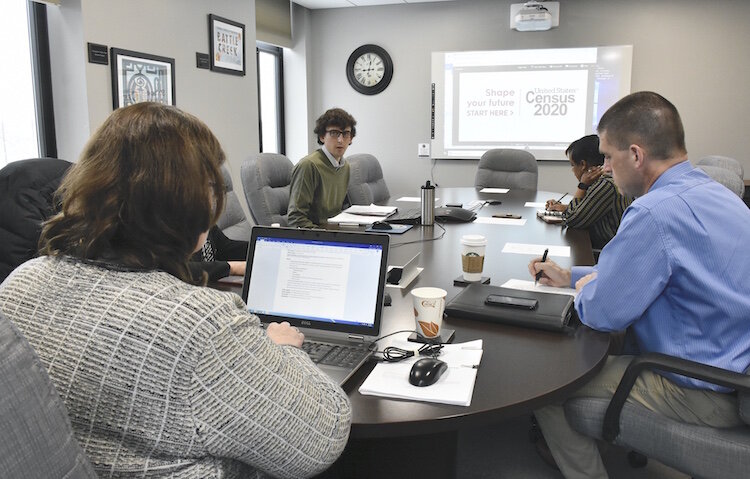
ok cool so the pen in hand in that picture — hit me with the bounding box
[535,248,549,286]
[556,192,568,203]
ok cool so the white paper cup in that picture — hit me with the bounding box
[411,287,447,338]
[461,234,487,281]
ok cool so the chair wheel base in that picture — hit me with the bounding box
[627,451,648,468]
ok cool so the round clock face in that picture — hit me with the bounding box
[347,44,393,95]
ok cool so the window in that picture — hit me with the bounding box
[256,42,285,154]
[0,2,39,167]
[0,1,56,168]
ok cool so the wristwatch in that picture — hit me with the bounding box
[577,182,590,190]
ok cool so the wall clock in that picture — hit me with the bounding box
[346,44,393,95]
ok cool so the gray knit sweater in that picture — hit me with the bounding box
[0,256,351,479]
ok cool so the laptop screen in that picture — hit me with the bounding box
[241,227,389,336]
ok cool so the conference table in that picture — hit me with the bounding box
[224,187,611,478]
[312,187,610,478]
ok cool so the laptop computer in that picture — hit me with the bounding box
[241,226,389,385]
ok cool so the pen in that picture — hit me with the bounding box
[535,248,549,285]
[556,192,568,203]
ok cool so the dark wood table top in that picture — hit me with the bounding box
[336,188,610,438]
[220,188,611,440]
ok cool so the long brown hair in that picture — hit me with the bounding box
[40,102,226,282]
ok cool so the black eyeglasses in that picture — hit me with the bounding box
[326,129,352,139]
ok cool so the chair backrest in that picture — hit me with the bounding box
[241,153,294,226]
[697,165,744,198]
[0,312,97,478]
[0,158,72,283]
[346,153,391,205]
[474,149,538,190]
[216,166,252,241]
[697,155,744,179]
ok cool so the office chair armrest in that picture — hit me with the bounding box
[602,352,750,442]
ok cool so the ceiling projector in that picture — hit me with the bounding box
[511,1,558,32]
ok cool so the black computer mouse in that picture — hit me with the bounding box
[408,358,448,387]
[371,221,392,230]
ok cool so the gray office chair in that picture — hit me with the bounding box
[241,153,294,226]
[475,149,538,190]
[346,153,391,205]
[216,166,252,241]
[697,155,744,179]
[697,164,744,198]
[0,311,97,478]
[564,353,750,478]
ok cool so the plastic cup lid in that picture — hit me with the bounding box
[461,234,487,247]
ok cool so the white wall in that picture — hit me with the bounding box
[47,0,260,215]
[302,0,750,196]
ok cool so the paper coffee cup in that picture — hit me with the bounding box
[411,287,447,338]
[461,234,487,281]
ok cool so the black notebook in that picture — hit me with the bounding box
[445,284,578,333]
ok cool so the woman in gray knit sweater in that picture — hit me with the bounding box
[0,103,351,478]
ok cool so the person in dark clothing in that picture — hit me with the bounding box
[0,158,72,283]
[189,225,248,282]
[0,158,245,284]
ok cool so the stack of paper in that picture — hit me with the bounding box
[359,340,483,406]
[328,204,398,225]
[344,204,397,216]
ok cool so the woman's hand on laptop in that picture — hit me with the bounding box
[267,321,305,348]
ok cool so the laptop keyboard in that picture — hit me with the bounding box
[302,341,370,367]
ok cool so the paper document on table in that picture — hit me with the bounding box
[359,340,483,406]
[501,243,570,257]
[343,204,397,216]
[479,187,509,194]
[396,196,440,203]
[474,217,527,226]
[524,202,546,208]
[501,279,577,297]
[327,212,383,225]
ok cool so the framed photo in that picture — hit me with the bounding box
[110,48,175,110]
[209,14,246,76]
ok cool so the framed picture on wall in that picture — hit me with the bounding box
[110,48,175,110]
[209,14,246,76]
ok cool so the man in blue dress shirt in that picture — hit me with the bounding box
[529,91,750,478]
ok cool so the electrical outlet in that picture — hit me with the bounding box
[418,143,430,157]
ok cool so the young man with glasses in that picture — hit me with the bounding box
[288,108,357,228]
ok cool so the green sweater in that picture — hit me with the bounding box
[288,149,350,228]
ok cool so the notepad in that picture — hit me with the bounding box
[501,243,570,257]
[479,187,509,194]
[359,340,483,406]
[344,204,397,216]
[474,217,527,226]
[501,279,577,297]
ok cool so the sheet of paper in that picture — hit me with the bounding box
[501,279,577,297]
[359,340,483,406]
[344,203,397,216]
[524,202,546,208]
[501,243,570,257]
[474,217,527,226]
[479,187,510,194]
[327,212,383,225]
[396,196,439,203]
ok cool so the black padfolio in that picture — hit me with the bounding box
[445,283,578,333]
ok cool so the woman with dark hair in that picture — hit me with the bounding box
[546,134,632,250]
[0,102,351,478]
